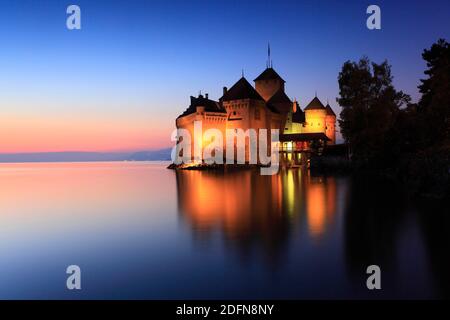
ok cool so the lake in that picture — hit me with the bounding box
[0,161,448,299]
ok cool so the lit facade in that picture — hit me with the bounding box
[175,66,337,161]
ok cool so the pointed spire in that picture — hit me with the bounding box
[315,90,317,98]
[267,42,271,68]
[241,69,244,78]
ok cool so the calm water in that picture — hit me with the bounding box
[0,161,448,299]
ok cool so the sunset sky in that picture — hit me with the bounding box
[1,0,449,153]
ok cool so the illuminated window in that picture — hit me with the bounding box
[286,142,293,151]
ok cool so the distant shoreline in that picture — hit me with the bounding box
[0,160,172,164]
[0,149,172,163]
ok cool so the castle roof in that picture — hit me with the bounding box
[292,106,305,123]
[177,94,226,119]
[253,67,285,83]
[325,103,336,116]
[266,103,281,114]
[221,77,265,102]
[280,132,330,142]
[304,97,326,111]
[267,89,291,104]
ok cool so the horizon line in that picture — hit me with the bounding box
[0,148,173,155]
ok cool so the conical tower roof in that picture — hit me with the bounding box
[221,77,265,101]
[253,67,285,83]
[304,97,326,110]
[325,103,336,116]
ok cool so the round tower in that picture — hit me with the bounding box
[325,103,336,145]
[304,97,327,134]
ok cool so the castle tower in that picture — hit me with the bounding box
[254,67,286,101]
[284,99,304,134]
[325,102,336,145]
[304,97,327,135]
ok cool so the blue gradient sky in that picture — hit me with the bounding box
[1,0,449,152]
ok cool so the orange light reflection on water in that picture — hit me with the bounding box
[176,168,338,243]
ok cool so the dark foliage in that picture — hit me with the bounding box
[337,40,450,198]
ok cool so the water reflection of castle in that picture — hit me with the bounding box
[175,169,338,262]
[174,169,450,298]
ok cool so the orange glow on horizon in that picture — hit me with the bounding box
[0,114,173,153]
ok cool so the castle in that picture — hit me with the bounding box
[175,60,336,163]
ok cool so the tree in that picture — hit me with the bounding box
[418,39,450,146]
[337,57,410,164]
[336,41,449,197]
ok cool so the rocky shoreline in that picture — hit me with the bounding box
[167,162,266,171]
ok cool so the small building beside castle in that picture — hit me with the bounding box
[175,63,336,163]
